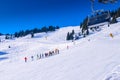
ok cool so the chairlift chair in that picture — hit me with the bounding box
[87,0,116,28]
[98,0,117,4]
[87,11,111,28]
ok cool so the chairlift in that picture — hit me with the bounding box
[98,0,117,4]
[87,0,117,28]
[88,10,111,28]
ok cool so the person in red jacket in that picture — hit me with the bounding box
[24,57,27,62]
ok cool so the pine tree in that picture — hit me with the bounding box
[33,28,39,33]
[71,29,75,35]
[41,26,48,33]
[24,29,30,36]
[0,33,3,36]
[48,26,55,31]
[10,34,13,39]
[69,32,74,40]
[14,32,20,38]
[18,30,25,37]
[66,32,70,40]
[81,17,89,35]
[111,15,117,23]
[80,23,83,29]
[5,34,9,39]
[56,26,60,29]
[31,32,34,38]
[117,8,120,17]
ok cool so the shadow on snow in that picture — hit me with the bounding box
[0,52,8,55]
[0,52,8,61]
[0,57,8,61]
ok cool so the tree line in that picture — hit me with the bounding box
[1,26,59,39]
[0,33,3,36]
[14,26,59,38]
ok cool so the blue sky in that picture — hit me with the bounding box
[0,0,120,34]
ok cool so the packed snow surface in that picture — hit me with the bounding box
[0,23,120,80]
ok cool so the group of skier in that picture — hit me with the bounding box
[24,48,59,62]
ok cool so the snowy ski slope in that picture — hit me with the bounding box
[0,22,120,80]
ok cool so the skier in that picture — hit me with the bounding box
[110,33,114,38]
[24,57,27,62]
[55,49,57,54]
[31,56,34,61]
[108,22,110,27]
[45,53,48,57]
[8,45,11,48]
[57,49,59,54]
[40,54,42,59]
[37,54,39,60]
[67,45,69,49]
[49,51,52,56]
[88,39,90,41]
[42,54,44,58]
[52,51,54,55]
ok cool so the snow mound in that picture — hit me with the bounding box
[104,65,120,80]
